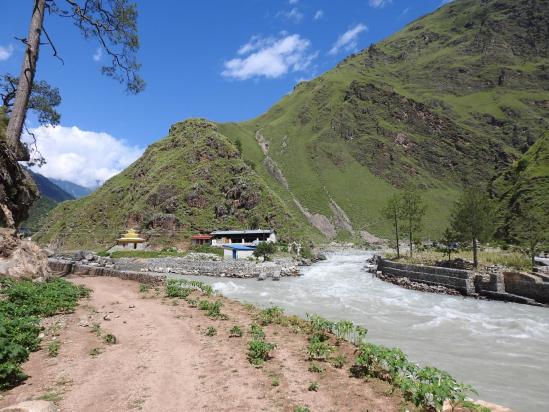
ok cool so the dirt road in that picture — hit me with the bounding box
[0,276,401,412]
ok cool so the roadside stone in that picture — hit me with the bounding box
[0,400,57,412]
[258,273,267,281]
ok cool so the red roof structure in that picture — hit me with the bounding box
[191,234,213,240]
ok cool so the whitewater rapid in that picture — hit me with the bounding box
[172,252,549,411]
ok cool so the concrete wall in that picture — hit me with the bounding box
[504,272,549,305]
[378,259,474,295]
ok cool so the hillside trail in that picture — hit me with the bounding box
[0,276,401,412]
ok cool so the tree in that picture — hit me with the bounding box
[253,242,277,261]
[440,227,458,261]
[451,188,495,268]
[382,194,403,259]
[5,0,144,161]
[511,207,549,270]
[401,189,426,258]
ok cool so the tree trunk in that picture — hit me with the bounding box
[473,238,478,268]
[394,213,400,259]
[409,218,413,258]
[5,0,46,161]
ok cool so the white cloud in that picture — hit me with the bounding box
[369,0,392,7]
[314,10,324,20]
[277,7,303,23]
[92,47,102,62]
[328,24,368,55]
[0,44,14,61]
[289,0,298,4]
[25,125,144,188]
[222,33,316,81]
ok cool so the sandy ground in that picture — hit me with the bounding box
[0,276,403,412]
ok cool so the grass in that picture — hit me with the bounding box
[0,277,89,389]
[229,325,243,337]
[103,334,117,344]
[89,347,103,357]
[47,341,61,357]
[205,326,217,337]
[109,250,187,259]
[388,248,532,271]
[308,382,319,392]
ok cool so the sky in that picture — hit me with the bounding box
[0,0,451,188]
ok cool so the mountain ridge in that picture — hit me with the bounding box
[36,0,549,249]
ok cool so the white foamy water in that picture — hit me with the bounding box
[172,252,549,411]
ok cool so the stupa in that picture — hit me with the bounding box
[117,228,145,250]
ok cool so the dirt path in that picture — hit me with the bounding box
[0,276,402,412]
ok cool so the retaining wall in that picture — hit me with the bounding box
[504,272,549,305]
[377,259,474,295]
[48,260,165,285]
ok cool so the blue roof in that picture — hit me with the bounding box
[222,244,256,251]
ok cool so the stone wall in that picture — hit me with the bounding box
[377,259,474,295]
[504,272,549,305]
[48,259,165,285]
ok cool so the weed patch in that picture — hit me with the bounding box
[205,326,217,336]
[0,278,89,389]
[229,325,243,337]
[47,341,61,357]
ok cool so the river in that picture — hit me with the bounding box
[172,252,549,411]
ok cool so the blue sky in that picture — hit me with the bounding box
[0,0,449,187]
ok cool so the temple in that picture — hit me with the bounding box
[117,229,145,250]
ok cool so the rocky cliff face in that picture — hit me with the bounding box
[0,112,38,227]
[36,119,313,250]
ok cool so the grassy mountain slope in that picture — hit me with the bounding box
[220,0,549,239]
[19,171,74,233]
[50,178,93,199]
[492,132,549,237]
[36,119,316,250]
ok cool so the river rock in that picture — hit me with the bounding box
[0,400,58,412]
[258,273,267,281]
[272,271,281,281]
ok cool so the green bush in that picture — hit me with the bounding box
[307,336,333,361]
[250,323,265,339]
[247,338,276,366]
[0,278,89,389]
[229,325,243,337]
[205,326,217,336]
[258,306,285,326]
[189,245,224,257]
[103,334,117,344]
[47,341,60,357]
[165,279,213,298]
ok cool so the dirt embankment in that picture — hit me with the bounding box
[0,276,403,412]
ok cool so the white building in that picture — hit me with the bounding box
[210,229,276,247]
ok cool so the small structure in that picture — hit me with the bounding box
[223,244,256,260]
[117,228,145,250]
[191,234,213,246]
[211,229,276,247]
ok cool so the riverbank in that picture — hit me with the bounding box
[0,275,408,411]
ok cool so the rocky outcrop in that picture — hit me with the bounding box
[0,141,38,227]
[0,229,49,279]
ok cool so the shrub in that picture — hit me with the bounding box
[330,354,347,369]
[47,341,60,357]
[250,323,265,339]
[198,300,227,319]
[258,306,285,326]
[253,242,277,261]
[103,334,117,344]
[294,407,310,412]
[307,336,333,361]
[229,325,243,337]
[308,362,324,373]
[351,343,478,411]
[308,382,319,392]
[271,376,280,387]
[205,326,217,337]
[247,338,276,366]
[0,278,88,389]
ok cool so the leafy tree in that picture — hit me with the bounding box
[382,194,403,259]
[253,242,277,261]
[451,188,495,268]
[510,207,549,270]
[401,190,426,258]
[440,228,458,261]
[4,0,144,161]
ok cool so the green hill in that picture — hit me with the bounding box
[219,0,548,240]
[492,132,549,238]
[36,0,549,249]
[35,119,314,250]
[19,170,74,233]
